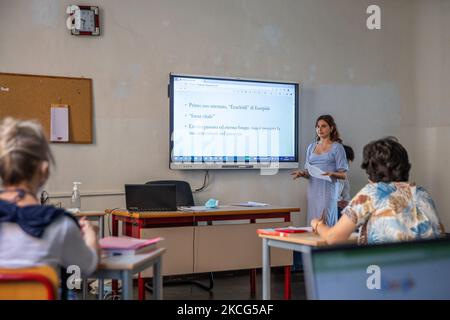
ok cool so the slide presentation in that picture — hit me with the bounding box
[171,76,297,164]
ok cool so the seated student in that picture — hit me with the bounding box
[0,117,99,283]
[337,145,355,219]
[311,137,444,245]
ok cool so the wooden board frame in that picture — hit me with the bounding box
[0,72,93,144]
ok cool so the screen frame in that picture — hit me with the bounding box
[304,237,450,300]
[168,73,299,170]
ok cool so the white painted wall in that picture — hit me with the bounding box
[2,0,447,229]
[411,0,450,229]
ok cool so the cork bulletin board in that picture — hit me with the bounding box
[0,72,93,143]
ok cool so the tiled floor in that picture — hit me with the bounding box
[81,267,306,300]
[160,269,306,300]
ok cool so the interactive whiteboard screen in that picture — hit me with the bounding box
[169,74,299,169]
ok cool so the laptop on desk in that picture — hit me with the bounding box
[303,237,450,300]
[125,184,177,212]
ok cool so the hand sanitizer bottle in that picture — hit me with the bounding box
[70,182,82,211]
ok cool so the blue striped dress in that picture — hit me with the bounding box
[305,142,348,226]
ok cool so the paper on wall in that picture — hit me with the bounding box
[50,105,69,142]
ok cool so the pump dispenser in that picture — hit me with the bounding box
[70,182,82,211]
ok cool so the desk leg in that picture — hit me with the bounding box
[122,271,133,300]
[98,279,104,300]
[250,269,256,296]
[98,216,105,300]
[111,215,119,295]
[138,276,145,300]
[99,216,104,238]
[112,214,118,237]
[154,256,163,300]
[284,266,291,300]
[131,220,146,301]
[262,238,271,300]
[82,278,88,300]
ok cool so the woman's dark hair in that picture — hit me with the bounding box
[361,137,411,182]
[315,115,342,143]
[343,145,355,162]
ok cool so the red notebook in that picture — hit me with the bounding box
[257,228,290,237]
[274,227,310,234]
[257,227,311,237]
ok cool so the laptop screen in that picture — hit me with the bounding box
[125,184,177,212]
[305,238,450,300]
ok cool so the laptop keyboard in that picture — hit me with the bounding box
[129,208,175,212]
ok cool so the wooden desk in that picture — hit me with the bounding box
[108,206,300,299]
[108,205,298,223]
[258,232,357,300]
[91,248,165,300]
[109,207,299,272]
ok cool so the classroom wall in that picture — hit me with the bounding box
[2,0,446,229]
[411,0,450,229]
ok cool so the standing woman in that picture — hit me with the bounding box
[292,115,348,226]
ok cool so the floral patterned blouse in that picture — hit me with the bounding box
[342,182,444,245]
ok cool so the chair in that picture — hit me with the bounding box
[144,180,214,291]
[0,265,58,300]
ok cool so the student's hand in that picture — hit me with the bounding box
[311,218,324,233]
[338,200,349,209]
[79,217,99,248]
[79,217,98,235]
[291,170,308,179]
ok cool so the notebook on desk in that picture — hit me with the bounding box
[100,236,162,256]
[125,184,177,212]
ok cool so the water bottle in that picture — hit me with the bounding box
[70,182,82,211]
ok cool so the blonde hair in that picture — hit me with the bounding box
[0,117,54,186]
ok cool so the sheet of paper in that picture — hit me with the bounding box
[178,206,211,212]
[305,162,332,182]
[50,105,69,142]
[233,201,269,207]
